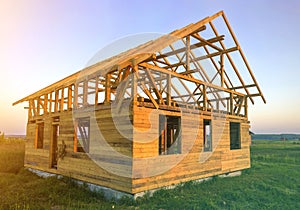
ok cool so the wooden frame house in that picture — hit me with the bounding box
[13,11,265,196]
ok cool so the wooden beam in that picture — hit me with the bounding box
[83,80,88,106]
[192,33,223,51]
[163,47,238,69]
[221,13,266,104]
[49,93,53,113]
[229,84,257,90]
[94,77,99,105]
[144,68,164,104]
[152,35,225,61]
[32,99,37,116]
[230,92,233,115]
[220,53,224,87]
[210,21,254,104]
[115,75,131,112]
[36,97,40,115]
[54,90,59,112]
[132,64,138,104]
[186,36,190,72]
[104,73,111,104]
[236,96,245,116]
[166,74,171,106]
[141,81,159,109]
[60,88,64,111]
[74,83,78,109]
[202,85,207,110]
[178,79,198,103]
[68,85,73,109]
[201,43,233,88]
[139,63,245,97]
[43,94,48,114]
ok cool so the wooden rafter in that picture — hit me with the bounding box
[13,10,264,120]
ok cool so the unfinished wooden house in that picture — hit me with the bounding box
[13,11,265,196]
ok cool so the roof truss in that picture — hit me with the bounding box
[13,11,265,120]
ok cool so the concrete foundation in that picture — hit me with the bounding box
[26,168,242,201]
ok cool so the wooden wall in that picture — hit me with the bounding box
[25,107,134,193]
[25,105,251,195]
[131,106,251,194]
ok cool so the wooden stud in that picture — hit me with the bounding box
[95,76,99,105]
[36,97,40,115]
[44,94,48,114]
[186,35,190,72]
[167,74,171,106]
[104,73,111,104]
[68,85,73,110]
[144,68,164,104]
[220,53,224,87]
[54,90,59,112]
[60,88,64,111]
[83,80,88,106]
[74,83,78,109]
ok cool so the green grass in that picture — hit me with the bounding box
[0,138,25,173]
[0,140,300,209]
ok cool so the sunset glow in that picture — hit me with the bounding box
[1,0,300,134]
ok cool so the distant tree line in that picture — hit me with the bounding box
[252,134,300,141]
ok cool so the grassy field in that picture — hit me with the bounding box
[0,139,299,209]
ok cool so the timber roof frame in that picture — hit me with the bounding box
[13,10,265,106]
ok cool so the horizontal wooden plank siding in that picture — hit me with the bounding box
[24,107,134,193]
[132,106,250,193]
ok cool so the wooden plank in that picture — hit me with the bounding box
[144,68,164,103]
[140,62,245,97]
[68,85,73,109]
[104,73,111,104]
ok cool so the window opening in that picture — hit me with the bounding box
[75,118,90,153]
[203,119,212,152]
[230,122,241,150]
[159,115,181,155]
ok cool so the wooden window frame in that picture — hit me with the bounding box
[159,115,181,155]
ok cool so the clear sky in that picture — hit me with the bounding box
[1,0,300,135]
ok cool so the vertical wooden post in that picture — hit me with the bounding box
[104,73,111,104]
[54,90,59,112]
[186,36,190,72]
[244,96,248,118]
[203,85,207,111]
[95,76,99,105]
[28,100,33,118]
[49,93,52,113]
[167,73,171,106]
[131,66,137,104]
[32,99,37,117]
[68,85,73,110]
[220,53,224,87]
[60,88,64,111]
[74,83,78,109]
[230,92,233,115]
[37,97,40,116]
[44,94,48,114]
[83,80,88,106]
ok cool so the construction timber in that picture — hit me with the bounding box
[13,11,265,195]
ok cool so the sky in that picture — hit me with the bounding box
[0,0,300,135]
